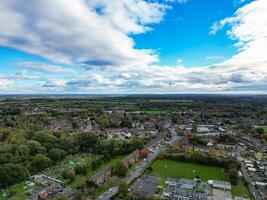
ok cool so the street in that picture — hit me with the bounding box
[237,146,263,200]
[97,127,179,200]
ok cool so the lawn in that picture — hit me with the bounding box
[255,126,267,132]
[231,180,251,198]
[150,159,228,185]
[261,126,267,132]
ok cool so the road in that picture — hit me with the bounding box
[236,146,263,200]
[97,127,179,200]
[97,149,160,200]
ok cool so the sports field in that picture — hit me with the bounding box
[150,159,228,183]
[150,159,251,198]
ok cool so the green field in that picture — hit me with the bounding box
[150,159,228,185]
[231,180,251,198]
[255,126,267,132]
[149,159,251,198]
[261,126,267,132]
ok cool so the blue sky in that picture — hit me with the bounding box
[0,0,266,94]
[133,0,239,67]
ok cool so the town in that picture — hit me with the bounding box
[0,95,266,200]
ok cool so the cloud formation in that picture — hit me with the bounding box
[0,0,168,67]
[16,62,76,74]
[0,0,266,93]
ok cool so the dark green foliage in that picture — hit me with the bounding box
[189,135,207,145]
[61,169,75,181]
[255,127,265,134]
[48,148,67,163]
[112,161,127,177]
[0,164,29,188]
[118,180,128,198]
[77,132,98,153]
[31,154,52,173]
[74,163,87,175]
[91,158,102,171]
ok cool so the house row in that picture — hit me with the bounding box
[90,149,140,186]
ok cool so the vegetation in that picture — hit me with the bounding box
[112,161,128,177]
[150,159,228,184]
[231,179,251,198]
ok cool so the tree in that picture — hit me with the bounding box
[16,144,30,156]
[91,159,102,171]
[255,127,265,134]
[140,148,149,158]
[121,116,132,128]
[0,164,29,188]
[261,133,267,141]
[48,148,66,163]
[228,168,238,185]
[127,138,144,153]
[31,154,52,172]
[118,180,128,197]
[77,132,98,152]
[74,163,87,175]
[61,169,75,181]
[72,121,79,129]
[112,161,127,177]
[27,140,46,155]
[147,166,153,172]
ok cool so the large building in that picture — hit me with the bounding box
[208,180,232,190]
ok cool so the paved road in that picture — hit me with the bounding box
[97,145,160,200]
[236,146,263,200]
[97,127,179,200]
[97,146,161,200]
[241,165,262,200]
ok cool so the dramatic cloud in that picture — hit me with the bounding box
[0,0,170,67]
[0,0,266,93]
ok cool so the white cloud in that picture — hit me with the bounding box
[16,61,76,74]
[0,0,267,94]
[206,56,226,61]
[0,0,169,67]
[0,75,14,90]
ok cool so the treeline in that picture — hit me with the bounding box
[0,129,143,188]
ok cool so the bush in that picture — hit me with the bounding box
[61,169,75,181]
[74,164,87,175]
[112,161,127,177]
[31,154,52,173]
[147,166,153,171]
[0,164,29,188]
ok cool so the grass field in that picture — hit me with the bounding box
[255,126,267,132]
[149,159,251,198]
[261,126,267,132]
[231,180,251,198]
[151,159,228,181]
[150,159,228,185]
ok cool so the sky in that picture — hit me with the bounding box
[0,0,266,94]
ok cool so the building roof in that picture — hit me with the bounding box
[89,165,112,182]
